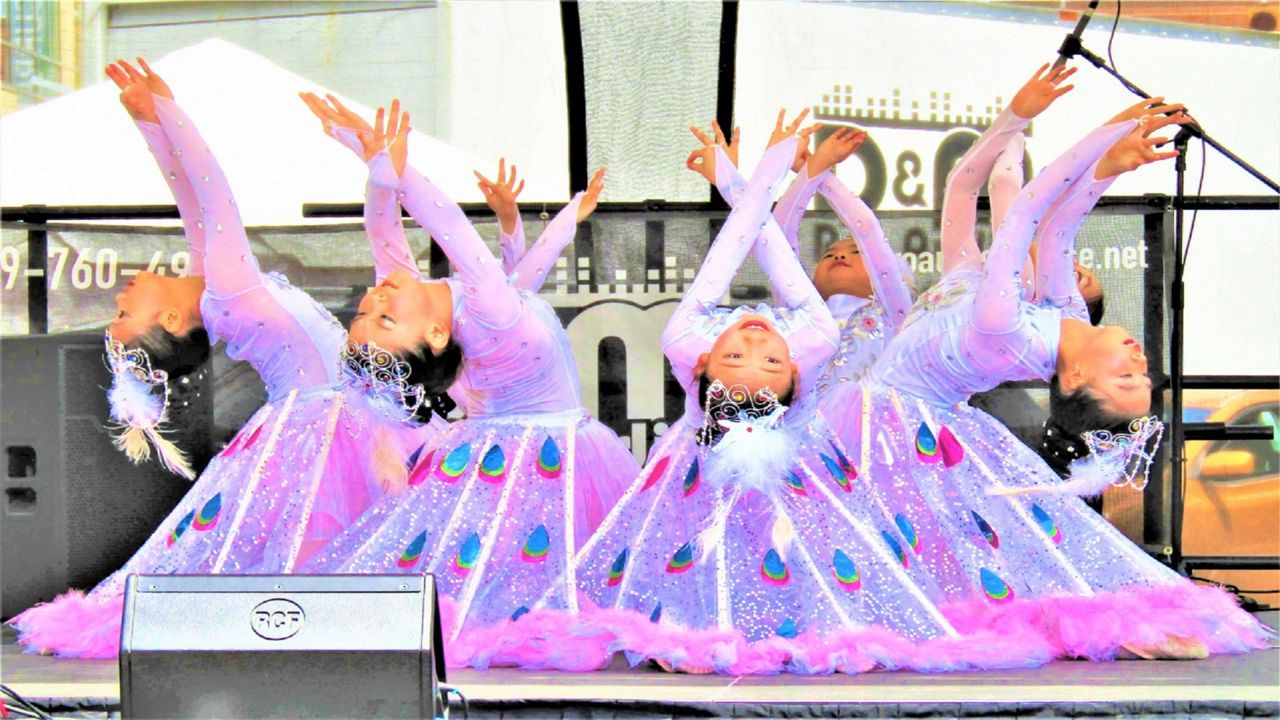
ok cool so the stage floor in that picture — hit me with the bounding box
[3,619,1278,718]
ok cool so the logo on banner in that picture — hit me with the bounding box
[812,85,1031,213]
[251,598,305,640]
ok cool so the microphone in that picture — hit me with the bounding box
[1052,0,1102,69]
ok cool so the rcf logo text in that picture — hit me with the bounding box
[251,598,305,640]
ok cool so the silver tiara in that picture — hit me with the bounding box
[704,379,780,425]
[105,330,169,388]
[699,378,784,445]
[339,341,428,424]
[1082,415,1165,491]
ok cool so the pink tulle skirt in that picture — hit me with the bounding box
[434,581,1266,675]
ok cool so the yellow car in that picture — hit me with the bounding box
[1105,389,1279,604]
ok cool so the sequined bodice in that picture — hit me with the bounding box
[868,271,1062,407]
[815,296,893,396]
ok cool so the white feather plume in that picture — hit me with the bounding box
[108,371,165,429]
[146,429,195,480]
[106,363,194,480]
[987,453,1116,498]
[702,406,797,497]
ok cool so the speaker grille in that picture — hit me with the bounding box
[46,341,208,590]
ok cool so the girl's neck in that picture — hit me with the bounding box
[1057,317,1093,370]
[421,279,455,334]
[167,274,206,316]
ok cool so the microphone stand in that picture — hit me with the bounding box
[1061,36,1280,194]
[1059,35,1280,573]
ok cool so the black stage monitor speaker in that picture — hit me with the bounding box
[119,574,447,719]
[1,333,212,618]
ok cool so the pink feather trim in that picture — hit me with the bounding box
[437,583,1270,674]
[8,590,124,659]
[942,581,1272,661]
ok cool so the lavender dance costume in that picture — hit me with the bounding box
[10,97,422,658]
[544,139,1051,675]
[823,115,1270,660]
[305,150,637,668]
[711,147,916,397]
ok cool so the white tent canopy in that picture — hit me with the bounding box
[0,38,515,227]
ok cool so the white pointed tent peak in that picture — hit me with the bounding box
[1,38,488,226]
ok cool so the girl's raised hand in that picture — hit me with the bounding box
[712,119,740,169]
[577,167,607,222]
[1009,63,1076,120]
[105,61,157,123]
[1105,96,1187,125]
[686,124,719,183]
[377,99,411,177]
[299,92,387,161]
[474,158,525,232]
[1095,112,1187,179]
[768,108,822,171]
[132,58,173,99]
[768,107,809,147]
[807,126,867,176]
[299,90,341,129]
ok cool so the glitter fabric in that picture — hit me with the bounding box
[937,107,1032,285]
[823,118,1271,660]
[9,97,437,659]
[562,412,1047,674]
[304,153,637,668]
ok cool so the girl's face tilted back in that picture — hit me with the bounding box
[111,271,189,345]
[349,269,448,354]
[1064,324,1152,418]
[812,239,872,301]
[697,314,798,399]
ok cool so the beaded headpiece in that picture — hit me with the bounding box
[104,330,194,479]
[1081,415,1164,491]
[1002,414,1165,499]
[697,378,799,503]
[697,379,781,446]
[339,341,429,424]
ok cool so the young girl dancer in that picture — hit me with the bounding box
[10,60,416,657]
[303,103,638,668]
[822,102,1269,661]
[298,93,458,486]
[935,68,1183,456]
[302,92,521,436]
[689,120,916,396]
[536,117,1054,675]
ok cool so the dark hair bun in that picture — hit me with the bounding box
[136,324,212,380]
[400,338,464,424]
